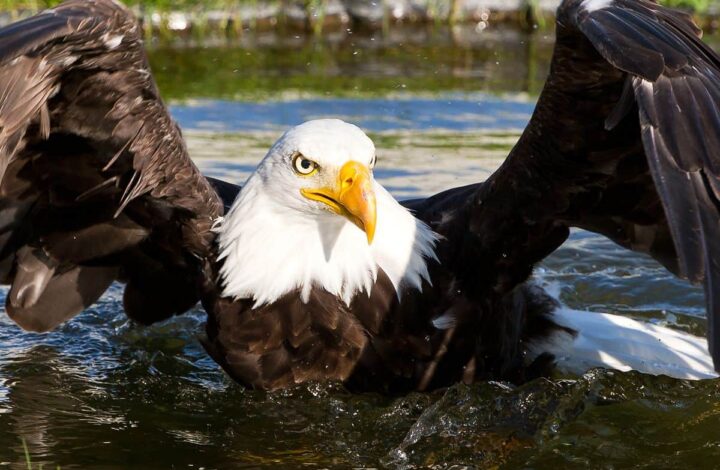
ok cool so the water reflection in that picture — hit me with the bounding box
[170,95,533,132]
[148,25,554,100]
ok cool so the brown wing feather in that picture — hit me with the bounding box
[411,0,720,369]
[0,0,225,330]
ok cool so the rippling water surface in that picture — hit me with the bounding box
[1,26,719,469]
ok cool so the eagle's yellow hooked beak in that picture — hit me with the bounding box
[301,161,377,244]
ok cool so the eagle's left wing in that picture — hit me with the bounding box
[411,0,720,371]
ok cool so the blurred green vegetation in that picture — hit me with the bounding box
[662,0,712,11]
[0,0,261,9]
[0,0,713,15]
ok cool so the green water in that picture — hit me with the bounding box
[148,25,555,100]
[1,25,720,469]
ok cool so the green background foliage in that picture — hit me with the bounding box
[0,0,715,14]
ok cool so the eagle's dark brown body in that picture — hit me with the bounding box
[201,253,561,393]
[1,0,719,392]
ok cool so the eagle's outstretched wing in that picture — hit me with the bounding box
[412,0,720,369]
[0,0,225,330]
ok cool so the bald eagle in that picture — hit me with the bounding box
[1,0,720,392]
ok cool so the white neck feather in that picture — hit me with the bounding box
[215,174,437,308]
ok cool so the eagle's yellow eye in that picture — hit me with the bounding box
[293,154,318,175]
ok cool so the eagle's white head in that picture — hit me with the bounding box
[216,119,437,307]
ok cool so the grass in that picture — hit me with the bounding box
[22,438,60,470]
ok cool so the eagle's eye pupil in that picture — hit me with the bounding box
[301,159,310,169]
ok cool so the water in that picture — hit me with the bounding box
[1,26,719,468]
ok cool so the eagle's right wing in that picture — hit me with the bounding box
[0,0,226,331]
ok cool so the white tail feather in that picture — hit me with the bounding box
[528,307,718,380]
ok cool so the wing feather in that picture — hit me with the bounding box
[0,0,227,330]
[414,0,720,370]
[571,0,720,366]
